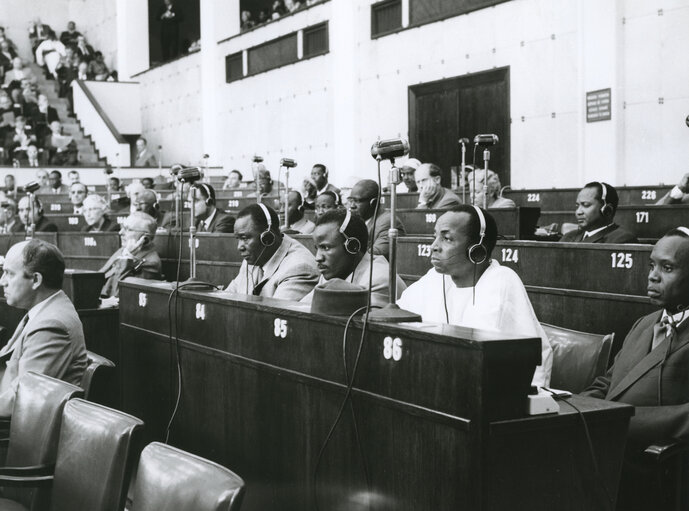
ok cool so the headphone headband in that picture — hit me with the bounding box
[472,205,486,242]
[677,226,689,237]
[340,209,352,234]
[600,182,608,203]
[467,205,487,265]
[339,210,361,255]
[258,202,272,230]
[257,203,276,247]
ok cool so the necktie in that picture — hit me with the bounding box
[651,317,672,351]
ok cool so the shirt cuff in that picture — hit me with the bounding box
[670,186,685,200]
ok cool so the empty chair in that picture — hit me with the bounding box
[80,350,116,403]
[542,323,613,393]
[130,442,245,511]
[0,398,143,511]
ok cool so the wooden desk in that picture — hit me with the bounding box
[397,207,540,238]
[503,185,672,210]
[43,213,85,232]
[540,205,688,242]
[57,232,121,271]
[119,279,632,511]
[0,233,57,254]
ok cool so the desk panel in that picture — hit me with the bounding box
[504,185,672,210]
[0,233,57,254]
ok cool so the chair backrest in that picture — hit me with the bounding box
[130,442,245,511]
[50,398,143,511]
[4,372,83,510]
[542,323,613,393]
[80,350,115,402]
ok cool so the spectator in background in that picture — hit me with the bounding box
[257,9,269,23]
[240,11,255,31]
[74,35,94,63]
[271,0,287,19]
[190,183,235,233]
[656,173,689,205]
[559,182,638,243]
[67,170,80,185]
[223,169,243,189]
[43,120,77,165]
[415,163,461,210]
[3,174,16,200]
[4,116,36,163]
[35,30,66,79]
[48,170,68,194]
[141,177,155,189]
[0,198,21,233]
[315,190,340,219]
[311,163,340,196]
[108,176,122,192]
[400,158,421,193]
[0,41,17,76]
[26,144,40,167]
[36,169,50,192]
[248,166,278,199]
[302,177,317,209]
[87,51,109,81]
[284,190,314,234]
[4,58,37,89]
[467,168,515,209]
[56,49,79,99]
[33,93,58,140]
[11,88,37,120]
[159,0,182,61]
[285,0,304,13]
[17,196,57,232]
[134,137,158,167]
[82,194,118,232]
[59,21,81,47]
[0,27,17,54]
[28,19,52,55]
[69,182,87,214]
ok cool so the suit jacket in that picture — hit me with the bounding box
[226,235,319,301]
[99,245,163,298]
[134,148,158,167]
[559,223,638,243]
[582,311,689,450]
[418,187,462,210]
[16,216,58,233]
[81,217,119,233]
[0,290,88,416]
[367,211,406,258]
[196,210,235,233]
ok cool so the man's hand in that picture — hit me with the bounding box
[677,173,689,194]
[419,179,439,203]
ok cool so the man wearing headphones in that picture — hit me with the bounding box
[581,227,689,509]
[315,190,340,219]
[225,203,319,301]
[247,166,279,199]
[348,179,406,258]
[99,212,162,299]
[311,164,341,196]
[301,209,406,306]
[397,205,552,387]
[17,195,57,232]
[559,182,638,243]
[285,190,314,234]
[190,183,235,233]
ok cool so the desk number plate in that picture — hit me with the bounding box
[84,237,97,247]
[383,336,403,361]
[274,318,288,339]
[68,217,79,225]
[195,303,206,320]
[138,293,148,307]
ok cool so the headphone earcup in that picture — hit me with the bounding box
[260,229,276,247]
[600,204,613,217]
[344,237,361,255]
[467,243,487,265]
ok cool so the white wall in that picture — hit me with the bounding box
[86,81,142,135]
[68,0,119,73]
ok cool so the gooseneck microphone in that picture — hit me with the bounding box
[473,134,499,146]
[371,138,410,161]
[280,158,297,168]
[177,166,202,183]
[23,181,40,239]
[472,134,499,208]
[280,158,298,229]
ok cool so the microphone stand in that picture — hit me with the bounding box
[174,185,213,290]
[482,148,490,210]
[368,156,421,323]
[283,164,290,230]
[460,141,467,204]
[27,192,36,239]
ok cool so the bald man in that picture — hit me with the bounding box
[285,190,314,234]
[416,163,462,210]
[347,179,406,258]
[18,196,57,233]
[69,182,87,214]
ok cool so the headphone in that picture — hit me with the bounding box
[258,203,276,247]
[599,182,614,217]
[195,183,214,206]
[339,209,361,255]
[467,205,487,264]
[678,226,689,236]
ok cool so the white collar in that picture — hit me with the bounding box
[317,184,329,194]
[583,223,613,238]
[662,309,689,333]
[203,208,217,229]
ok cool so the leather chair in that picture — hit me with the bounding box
[541,323,613,393]
[0,398,144,511]
[80,350,116,404]
[130,442,245,511]
[0,372,83,510]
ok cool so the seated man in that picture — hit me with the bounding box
[301,209,406,306]
[4,115,36,163]
[99,212,163,298]
[67,169,80,186]
[0,198,21,233]
[397,205,552,387]
[315,190,340,219]
[133,137,157,167]
[311,163,340,195]
[348,179,405,258]
[467,168,516,208]
[302,177,318,209]
[68,182,87,214]
[17,196,57,232]
[81,194,118,232]
[400,158,421,193]
[247,166,279,200]
[48,170,68,194]
[656,173,689,205]
[36,169,50,193]
[225,203,319,300]
[581,228,689,509]
[189,183,235,233]
[43,121,77,166]
[2,174,16,199]
[141,177,155,190]
[222,169,243,190]
[416,163,462,210]
[559,182,638,243]
[0,239,88,416]
[284,190,314,234]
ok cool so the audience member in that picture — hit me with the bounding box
[35,30,66,79]
[56,48,79,97]
[28,19,52,55]
[397,205,552,387]
[311,163,340,195]
[416,163,461,209]
[2,174,16,199]
[190,183,235,233]
[48,170,68,193]
[0,239,88,416]
[82,194,118,232]
[581,227,689,509]
[225,203,318,300]
[240,11,255,31]
[130,187,171,230]
[100,212,163,298]
[36,169,50,193]
[271,0,287,19]
[43,121,77,165]
[223,169,243,190]
[559,182,638,243]
[0,198,20,233]
[67,169,80,185]
[25,144,40,167]
[59,21,82,47]
[348,179,406,258]
[159,0,182,61]
[18,196,57,232]
[0,41,17,75]
[302,177,317,209]
[3,57,37,89]
[284,190,314,234]
[134,137,158,167]
[141,177,155,189]
[247,166,278,199]
[301,209,405,306]
[68,182,87,214]
[33,93,58,140]
[467,168,515,208]
[656,173,689,205]
[4,115,36,163]
[87,51,109,81]
[74,35,94,63]
[315,190,340,218]
[400,158,421,193]
[107,176,122,192]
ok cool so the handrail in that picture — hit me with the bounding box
[71,80,127,144]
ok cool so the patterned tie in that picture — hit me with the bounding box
[651,316,672,351]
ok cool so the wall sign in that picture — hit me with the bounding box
[587,89,612,122]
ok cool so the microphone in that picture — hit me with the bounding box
[177,167,202,183]
[280,158,297,168]
[473,134,499,146]
[170,163,183,176]
[104,165,114,175]
[23,181,41,193]
[252,155,264,163]
[458,138,470,145]
[371,138,410,160]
